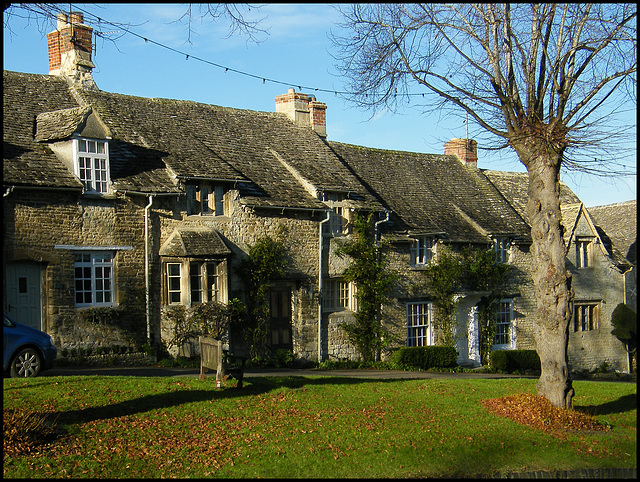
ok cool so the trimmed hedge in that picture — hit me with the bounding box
[390,346,458,370]
[490,349,541,373]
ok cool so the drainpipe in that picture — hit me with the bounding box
[145,195,154,345]
[374,210,390,247]
[318,210,331,363]
[374,210,390,361]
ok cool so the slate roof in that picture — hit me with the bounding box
[159,228,231,257]
[34,106,92,142]
[4,70,381,211]
[482,170,582,222]
[327,141,531,244]
[484,170,635,269]
[588,200,637,266]
[3,71,84,189]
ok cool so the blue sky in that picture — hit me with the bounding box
[4,3,636,207]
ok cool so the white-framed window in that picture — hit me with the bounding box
[74,251,114,307]
[410,236,435,267]
[576,238,593,268]
[320,191,347,236]
[74,138,110,193]
[493,299,514,349]
[494,237,510,264]
[186,183,226,216]
[165,260,221,306]
[407,302,433,347]
[573,302,599,332]
[323,279,356,311]
[167,263,182,304]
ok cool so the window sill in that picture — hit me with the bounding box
[82,192,116,200]
[185,213,231,221]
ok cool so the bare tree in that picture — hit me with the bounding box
[4,3,268,44]
[332,4,636,409]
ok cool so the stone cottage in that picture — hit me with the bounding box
[3,12,634,372]
[485,173,636,373]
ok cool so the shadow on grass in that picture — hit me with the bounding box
[52,376,395,426]
[575,393,637,416]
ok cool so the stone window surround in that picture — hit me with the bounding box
[572,301,600,332]
[185,182,227,217]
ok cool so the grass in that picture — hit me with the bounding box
[3,374,636,478]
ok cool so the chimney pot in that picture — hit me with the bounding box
[56,13,68,29]
[69,12,84,24]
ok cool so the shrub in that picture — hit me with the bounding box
[390,346,458,370]
[272,348,296,368]
[610,303,636,353]
[490,349,541,373]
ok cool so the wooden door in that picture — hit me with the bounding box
[269,287,292,351]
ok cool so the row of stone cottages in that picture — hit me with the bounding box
[3,13,635,372]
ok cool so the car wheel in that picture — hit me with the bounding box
[10,348,42,378]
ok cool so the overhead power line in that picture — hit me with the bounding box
[46,4,429,99]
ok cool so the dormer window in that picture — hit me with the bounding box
[74,138,110,194]
[186,183,226,216]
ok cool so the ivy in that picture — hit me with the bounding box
[336,212,398,362]
[237,227,288,359]
[421,247,463,347]
[419,245,511,363]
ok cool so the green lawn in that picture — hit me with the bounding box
[3,375,636,478]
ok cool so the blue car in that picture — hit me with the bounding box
[3,313,57,377]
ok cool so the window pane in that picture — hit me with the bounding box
[169,277,181,291]
[201,187,211,214]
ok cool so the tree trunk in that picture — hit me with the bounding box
[519,144,575,409]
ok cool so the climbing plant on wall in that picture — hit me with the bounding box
[336,212,398,362]
[237,227,288,359]
[418,245,511,362]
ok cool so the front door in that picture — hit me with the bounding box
[269,287,292,352]
[5,262,43,330]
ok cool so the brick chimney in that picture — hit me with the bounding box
[275,88,327,137]
[47,12,97,90]
[444,138,477,168]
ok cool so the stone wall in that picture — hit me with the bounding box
[5,186,630,372]
[4,190,148,350]
[153,190,322,362]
